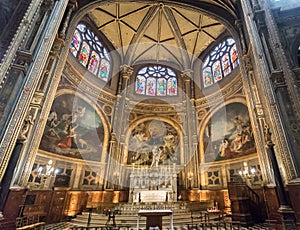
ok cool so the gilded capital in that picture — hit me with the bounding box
[120,65,134,79]
[181,69,193,82]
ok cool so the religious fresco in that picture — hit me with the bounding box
[127,120,180,166]
[203,103,256,162]
[39,94,104,161]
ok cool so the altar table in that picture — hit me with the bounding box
[137,210,173,230]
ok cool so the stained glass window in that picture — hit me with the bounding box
[202,37,239,87]
[135,65,177,96]
[70,23,111,81]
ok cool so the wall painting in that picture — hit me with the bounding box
[127,120,180,166]
[204,103,255,162]
[39,94,104,161]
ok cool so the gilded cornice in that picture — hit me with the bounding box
[37,149,107,166]
[195,74,243,109]
[64,61,116,106]
[128,100,184,115]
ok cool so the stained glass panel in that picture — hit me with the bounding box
[99,59,110,81]
[157,78,167,96]
[135,65,177,96]
[78,41,90,67]
[70,30,81,57]
[202,37,239,87]
[230,44,239,68]
[203,67,213,87]
[70,23,111,81]
[167,77,177,95]
[135,75,146,94]
[222,53,231,76]
[213,61,222,82]
[146,77,156,96]
[88,51,100,75]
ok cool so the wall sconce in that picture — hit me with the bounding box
[238,162,256,184]
[187,171,193,188]
[113,171,120,190]
[37,160,59,182]
[187,172,194,181]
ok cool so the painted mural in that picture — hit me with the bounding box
[203,103,255,162]
[127,120,180,165]
[39,94,104,161]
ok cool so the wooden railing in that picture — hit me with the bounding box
[15,215,46,230]
[228,181,263,226]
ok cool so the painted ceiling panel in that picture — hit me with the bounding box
[99,2,117,17]
[89,9,114,29]
[204,25,225,39]
[87,1,232,68]
[101,23,121,49]
[121,6,151,31]
[118,2,150,17]
[143,10,160,42]
[119,23,135,54]
[191,31,214,61]
[171,7,202,27]
[183,31,199,57]
[160,10,175,43]
[172,10,198,35]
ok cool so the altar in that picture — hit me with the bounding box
[139,190,170,202]
[137,209,173,230]
[129,166,177,203]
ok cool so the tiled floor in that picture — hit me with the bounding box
[44,222,272,230]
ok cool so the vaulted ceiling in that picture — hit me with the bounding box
[85,1,238,70]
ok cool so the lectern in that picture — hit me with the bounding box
[137,210,173,230]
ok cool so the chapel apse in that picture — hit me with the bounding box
[39,94,104,161]
[203,102,256,162]
[127,120,180,166]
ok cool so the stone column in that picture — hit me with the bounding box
[264,125,296,229]
[181,70,199,187]
[107,65,133,190]
[11,0,78,188]
[73,164,83,189]
[241,53,275,185]
[240,0,299,184]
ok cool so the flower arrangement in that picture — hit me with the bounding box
[103,207,110,215]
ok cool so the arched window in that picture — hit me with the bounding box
[135,65,177,96]
[202,37,239,88]
[70,24,111,81]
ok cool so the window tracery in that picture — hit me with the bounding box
[202,37,239,87]
[70,23,111,81]
[135,65,178,96]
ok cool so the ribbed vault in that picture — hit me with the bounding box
[85,1,237,69]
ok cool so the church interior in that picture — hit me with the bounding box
[0,0,300,229]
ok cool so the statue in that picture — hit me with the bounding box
[151,146,162,167]
[18,115,34,141]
